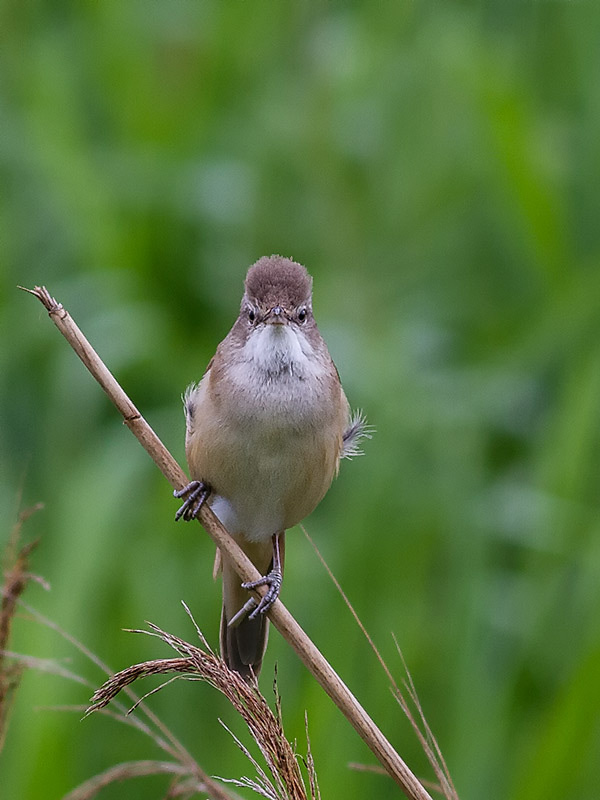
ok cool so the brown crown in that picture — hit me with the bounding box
[244,255,313,309]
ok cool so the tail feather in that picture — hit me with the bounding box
[219,535,284,680]
[220,560,269,680]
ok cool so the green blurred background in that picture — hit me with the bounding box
[2,2,600,798]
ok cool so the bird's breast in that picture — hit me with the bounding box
[186,369,344,542]
[184,323,348,541]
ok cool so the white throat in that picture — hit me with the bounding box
[243,323,313,377]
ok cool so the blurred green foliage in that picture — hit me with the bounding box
[2,2,600,798]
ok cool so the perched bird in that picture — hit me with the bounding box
[175,255,368,679]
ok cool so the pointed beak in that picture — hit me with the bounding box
[265,305,287,324]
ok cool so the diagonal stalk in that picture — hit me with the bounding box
[21,284,434,800]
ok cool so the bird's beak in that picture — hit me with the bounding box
[265,305,287,325]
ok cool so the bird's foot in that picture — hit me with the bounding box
[242,566,283,619]
[174,480,211,521]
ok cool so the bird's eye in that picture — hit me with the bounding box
[297,307,307,323]
[248,307,256,323]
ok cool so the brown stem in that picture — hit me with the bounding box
[21,284,434,800]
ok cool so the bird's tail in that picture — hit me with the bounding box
[219,536,283,680]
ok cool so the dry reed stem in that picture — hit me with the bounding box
[87,618,315,800]
[302,525,458,799]
[6,612,236,800]
[1,510,234,799]
[60,760,199,800]
[21,284,434,800]
[0,504,44,752]
[16,599,230,798]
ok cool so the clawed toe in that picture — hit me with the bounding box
[242,568,283,619]
[174,480,211,521]
[226,568,282,628]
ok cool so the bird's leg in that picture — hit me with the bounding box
[174,480,211,521]
[242,532,283,619]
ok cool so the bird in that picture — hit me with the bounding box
[174,255,368,679]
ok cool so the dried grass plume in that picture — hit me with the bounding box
[88,606,319,800]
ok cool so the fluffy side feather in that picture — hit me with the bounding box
[341,409,373,458]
